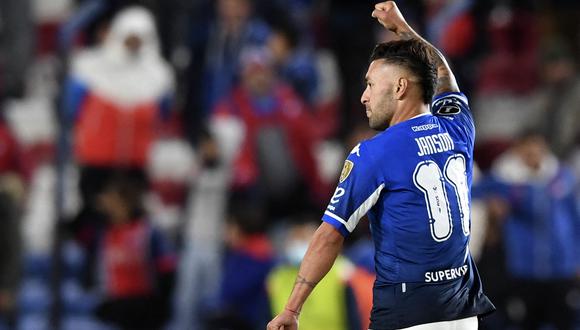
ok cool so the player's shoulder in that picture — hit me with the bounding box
[344,136,388,171]
[354,132,392,156]
[352,125,411,158]
[346,139,373,162]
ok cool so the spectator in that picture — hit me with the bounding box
[64,5,174,260]
[482,131,579,329]
[184,0,270,141]
[213,47,328,217]
[94,173,176,330]
[268,20,318,105]
[66,6,174,170]
[268,19,342,139]
[172,128,233,330]
[206,197,275,330]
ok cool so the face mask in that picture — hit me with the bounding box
[284,240,309,266]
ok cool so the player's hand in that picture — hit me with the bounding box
[267,309,299,330]
[371,1,408,34]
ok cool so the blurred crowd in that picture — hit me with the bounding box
[0,0,579,329]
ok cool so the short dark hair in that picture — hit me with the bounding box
[227,195,267,234]
[102,170,148,218]
[370,39,437,104]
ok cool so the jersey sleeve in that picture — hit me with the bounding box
[431,92,475,144]
[322,142,385,237]
[431,92,471,116]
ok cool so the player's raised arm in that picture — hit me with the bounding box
[372,1,459,95]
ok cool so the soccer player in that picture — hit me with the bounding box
[267,2,495,330]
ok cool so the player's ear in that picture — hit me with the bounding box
[394,76,408,100]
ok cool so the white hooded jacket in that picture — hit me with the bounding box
[72,6,174,108]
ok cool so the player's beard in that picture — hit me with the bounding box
[368,90,396,131]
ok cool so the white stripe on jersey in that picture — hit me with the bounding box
[324,211,349,228]
[434,92,469,106]
[325,183,385,233]
[347,183,385,232]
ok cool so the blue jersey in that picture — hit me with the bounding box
[323,92,494,328]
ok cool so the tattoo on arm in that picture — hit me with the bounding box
[295,274,317,289]
[427,47,446,69]
[395,29,459,94]
[435,72,454,95]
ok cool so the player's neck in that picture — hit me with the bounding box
[390,102,429,126]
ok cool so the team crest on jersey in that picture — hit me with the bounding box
[433,97,461,115]
[339,160,354,183]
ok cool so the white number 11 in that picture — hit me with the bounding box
[413,154,470,242]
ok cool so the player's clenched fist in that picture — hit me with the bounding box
[371,1,408,33]
[266,310,299,330]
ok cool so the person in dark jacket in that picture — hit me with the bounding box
[480,130,579,329]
